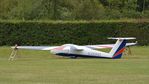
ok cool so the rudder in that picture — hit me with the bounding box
[112,40,126,59]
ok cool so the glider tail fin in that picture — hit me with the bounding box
[109,37,136,59]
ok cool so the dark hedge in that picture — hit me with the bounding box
[0,21,149,46]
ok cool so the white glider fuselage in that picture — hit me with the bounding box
[50,38,136,59]
[51,44,111,58]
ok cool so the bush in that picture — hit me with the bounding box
[0,20,149,46]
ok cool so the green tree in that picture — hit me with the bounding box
[0,0,18,19]
[73,0,105,20]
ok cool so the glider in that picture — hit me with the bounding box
[11,37,137,59]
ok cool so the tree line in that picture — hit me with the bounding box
[0,0,149,20]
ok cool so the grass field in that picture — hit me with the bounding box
[0,46,149,84]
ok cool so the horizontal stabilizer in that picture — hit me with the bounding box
[108,37,136,40]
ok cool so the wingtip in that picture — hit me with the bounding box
[11,44,18,49]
